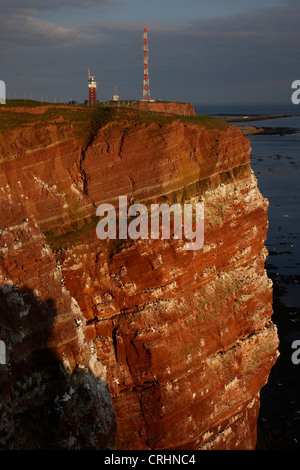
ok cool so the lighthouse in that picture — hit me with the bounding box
[88,68,97,105]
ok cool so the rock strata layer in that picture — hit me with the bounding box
[0,105,279,450]
[134,101,196,116]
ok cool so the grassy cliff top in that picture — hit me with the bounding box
[0,100,229,139]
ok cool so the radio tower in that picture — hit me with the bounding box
[142,27,151,101]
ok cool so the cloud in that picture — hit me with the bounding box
[1,1,299,103]
[0,0,121,49]
[0,15,83,49]
[188,3,300,38]
[0,0,115,13]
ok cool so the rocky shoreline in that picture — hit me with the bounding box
[237,126,299,136]
[223,113,300,123]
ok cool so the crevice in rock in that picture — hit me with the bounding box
[79,148,89,196]
[112,327,119,363]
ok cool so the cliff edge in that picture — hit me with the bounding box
[0,104,279,449]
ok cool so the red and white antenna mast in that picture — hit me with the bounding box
[143,27,151,101]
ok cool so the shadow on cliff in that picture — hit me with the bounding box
[0,284,116,450]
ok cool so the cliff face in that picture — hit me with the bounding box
[133,101,196,116]
[0,105,279,450]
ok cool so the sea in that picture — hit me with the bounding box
[194,103,300,449]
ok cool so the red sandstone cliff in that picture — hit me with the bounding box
[132,101,196,116]
[0,104,279,450]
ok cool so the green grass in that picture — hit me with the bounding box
[0,101,229,134]
[83,106,116,149]
[179,115,230,131]
[4,99,51,107]
[0,103,92,134]
[0,110,41,130]
[4,99,85,107]
[45,215,99,251]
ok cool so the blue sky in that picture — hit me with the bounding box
[0,0,298,106]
